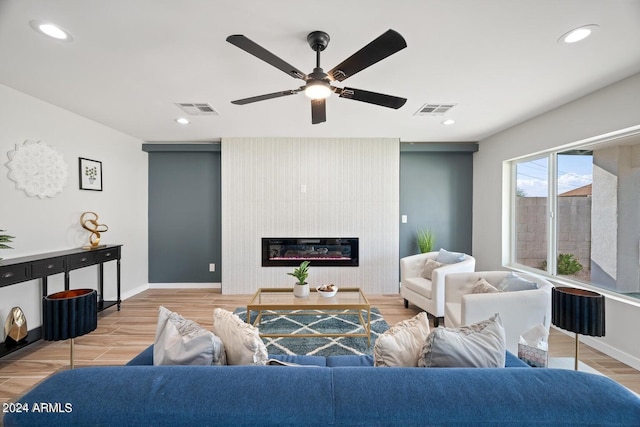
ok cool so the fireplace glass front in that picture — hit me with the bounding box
[262,238,359,267]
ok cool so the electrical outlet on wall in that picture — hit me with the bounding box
[209,263,216,272]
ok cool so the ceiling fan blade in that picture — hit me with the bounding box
[338,87,407,109]
[311,99,326,124]
[231,89,301,105]
[227,35,307,80]
[327,30,407,82]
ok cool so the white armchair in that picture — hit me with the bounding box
[444,271,553,354]
[400,251,476,326]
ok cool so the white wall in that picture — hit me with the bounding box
[473,72,640,369]
[221,137,399,295]
[0,84,148,341]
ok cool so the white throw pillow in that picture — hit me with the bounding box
[418,313,506,368]
[373,312,431,367]
[154,306,226,366]
[421,258,445,280]
[212,308,268,365]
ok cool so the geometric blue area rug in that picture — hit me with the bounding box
[232,307,389,357]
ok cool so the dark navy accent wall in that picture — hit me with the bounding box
[399,150,474,260]
[147,149,221,283]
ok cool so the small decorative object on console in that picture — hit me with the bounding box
[4,306,28,343]
[80,211,109,249]
[316,284,338,298]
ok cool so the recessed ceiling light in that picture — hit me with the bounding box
[175,118,190,125]
[29,20,74,42]
[558,24,600,44]
[441,119,455,126]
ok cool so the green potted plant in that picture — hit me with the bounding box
[0,230,15,261]
[417,228,435,253]
[288,260,310,298]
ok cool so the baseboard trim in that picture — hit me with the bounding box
[121,283,149,300]
[552,325,640,371]
[149,282,222,289]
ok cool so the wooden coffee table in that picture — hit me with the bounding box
[246,287,371,345]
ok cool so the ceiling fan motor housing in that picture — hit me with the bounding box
[307,31,330,52]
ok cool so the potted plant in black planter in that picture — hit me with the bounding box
[288,261,310,298]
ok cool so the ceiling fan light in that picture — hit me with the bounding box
[305,81,332,100]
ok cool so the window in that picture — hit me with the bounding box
[510,131,640,300]
[514,157,548,273]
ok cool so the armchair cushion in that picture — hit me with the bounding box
[404,277,432,299]
[419,314,506,368]
[435,248,465,264]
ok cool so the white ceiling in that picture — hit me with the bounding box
[1,0,640,143]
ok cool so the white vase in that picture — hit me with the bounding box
[293,283,309,298]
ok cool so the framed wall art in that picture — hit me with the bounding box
[79,157,102,191]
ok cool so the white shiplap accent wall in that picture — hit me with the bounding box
[221,137,399,294]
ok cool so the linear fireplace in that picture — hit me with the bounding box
[262,238,359,267]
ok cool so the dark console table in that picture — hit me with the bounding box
[0,244,122,358]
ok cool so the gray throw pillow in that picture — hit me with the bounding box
[497,273,538,292]
[471,278,501,294]
[154,306,226,366]
[435,248,465,264]
[421,258,445,280]
[418,313,506,368]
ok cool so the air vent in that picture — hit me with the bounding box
[175,103,220,116]
[414,103,456,116]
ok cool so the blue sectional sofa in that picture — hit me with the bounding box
[4,346,640,426]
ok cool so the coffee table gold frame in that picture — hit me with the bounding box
[247,287,371,346]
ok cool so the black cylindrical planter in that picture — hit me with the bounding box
[551,287,605,337]
[42,289,98,341]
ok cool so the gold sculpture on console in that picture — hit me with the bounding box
[80,212,108,249]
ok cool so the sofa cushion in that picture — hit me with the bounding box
[154,306,226,366]
[435,248,465,264]
[326,355,374,367]
[418,313,506,368]
[421,258,444,280]
[374,312,431,367]
[497,272,538,292]
[471,278,501,294]
[212,308,268,365]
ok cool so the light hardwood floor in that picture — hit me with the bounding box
[1,288,639,406]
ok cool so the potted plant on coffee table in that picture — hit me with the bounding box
[288,261,310,298]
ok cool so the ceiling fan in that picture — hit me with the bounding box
[226,29,407,124]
